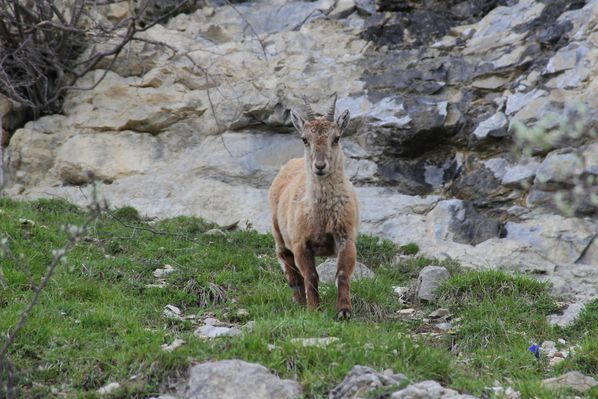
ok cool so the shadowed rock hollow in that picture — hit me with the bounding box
[1,0,597,300]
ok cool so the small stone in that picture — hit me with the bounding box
[541,340,557,357]
[505,387,521,399]
[435,322,453,331]
[290,337,340,348]
[205,228,226,236]
[203,317,219,326]
[542,371,598,393]
[161,338,185,352]
[242,321,255,331]
[19,218,35,226]
[163,304,182,320]
[417,266,450,302]
[398,308,415,315]
[429,308,451,319]
[97,382,120,395]
[393,286,409,297]
[330,365,406,399]
[558,338,567,345]
[194,325,242,339]
[237,308,250,317]
[153,264,175,278]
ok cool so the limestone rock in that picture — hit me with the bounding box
[291,337,340,348]
[542,371,597,394]
[329,365,406,399]
[505,215,596,264]
[194,325,241,339]
[425,199,501,245]
[501,160,541,188]
[391,380,478,398]
[184,360,302,399]
[548,302,586,328]
[98,382,121,395]
[417,266,450,302]
[534,151,584,190]
[317,259,374,284]
[473,112,508,140]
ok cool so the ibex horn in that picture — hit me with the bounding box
[302,95,316,120]
[326,93,337,122]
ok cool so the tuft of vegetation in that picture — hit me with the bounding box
[112,206,142,222]
[0,199,595,398]
[355,234,399,268]
[398,242,419,255]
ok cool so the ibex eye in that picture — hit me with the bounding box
[301,137,308,145]
[332,136,340,145]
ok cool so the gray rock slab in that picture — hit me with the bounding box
[317,259,374,284]
[329,365,406,399]
[184,360,302,399]
[473,112,508,140]
[542,371,597,394]
[194,325,241,339]
[391,380,478,398]
[548,302,585,328]
[425,199,501,245]
[417,266,450,302]
[534,152,584,190]
[505,215,596,264]
[501,161,541,188]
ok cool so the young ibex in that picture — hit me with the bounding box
[268,94,359,320]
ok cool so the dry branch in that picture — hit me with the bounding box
[0,0,194,118]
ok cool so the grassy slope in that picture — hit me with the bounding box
[0,198,596,398]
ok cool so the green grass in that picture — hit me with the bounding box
[0,198,595,398]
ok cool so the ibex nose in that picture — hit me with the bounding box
[315,162,327,171]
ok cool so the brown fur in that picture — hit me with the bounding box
[269,113,359,319]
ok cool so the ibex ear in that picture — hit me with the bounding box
[336,109,350,134]
[290,109,305,134]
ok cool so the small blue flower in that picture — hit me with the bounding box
[528,343,540,360]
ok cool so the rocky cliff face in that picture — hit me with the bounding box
[2,0,597,298]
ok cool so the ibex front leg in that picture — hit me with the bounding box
[335,238,356,320]
[293,244,320,310]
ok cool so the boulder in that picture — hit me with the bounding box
[473,112,508,140]
[548,302,585,328]
[505,215,596,264]
[417,266,450,302]
[542,371,597,394]
[391,380,478,399]
[184,360,302,399]
[317,259,375,284]
[425,200,501,245]
[534,151,584,190]
[330,365,406,399]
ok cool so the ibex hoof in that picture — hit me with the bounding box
[336,308,351,320]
